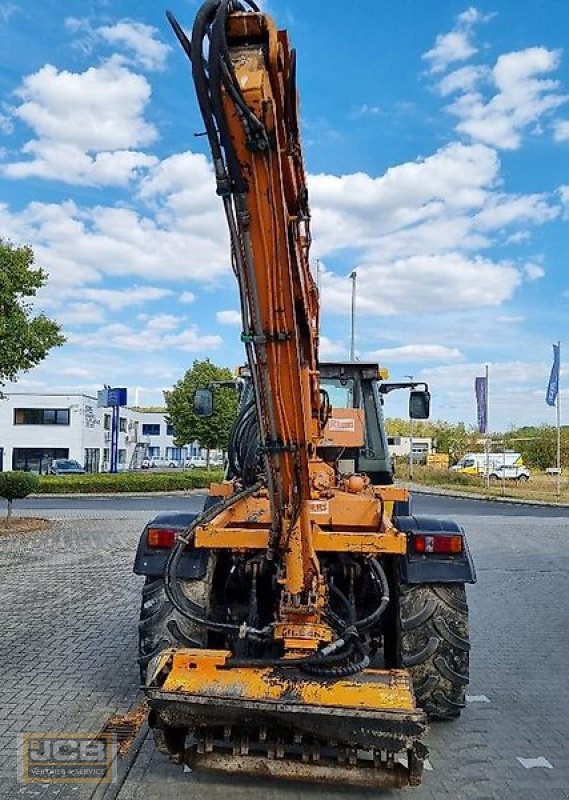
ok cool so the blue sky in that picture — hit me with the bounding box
[1,0,568,430]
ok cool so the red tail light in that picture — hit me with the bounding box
[147,527,178,548]
[413,534,463,555]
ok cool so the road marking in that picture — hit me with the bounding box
[517,757,553,769]
[466,694,490,703]
[424,758,433,771]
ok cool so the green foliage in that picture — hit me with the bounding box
[503,425,569,470]
[412,467,481,487]
[38,469,223,494]
[385,417,480,462]
[0,471,39,500]
[165,359,239,453]
[0,471,39,517]
[0,240,65,391]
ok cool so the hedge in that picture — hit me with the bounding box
[37,469,224,494]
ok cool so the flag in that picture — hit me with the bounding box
[475,376,488,434]
[546,343,560,407]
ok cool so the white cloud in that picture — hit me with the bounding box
[76,286,173,311]
[554,120,569,141]
[5,140,157,186]
[309,142,557,288]
[96,21,171,71]
[422,7,488,74]
[146,313,179,331]
[318,335,345,358]
[4,57,157,185]
[216,309,242,325]
[179,291,196,304]
[69,320,222,353]
[310,143,501,255]
[320,253,522,317]
[423,31,478,74]
[0,191,229,288]
[438,65,489,97]
[523,262,545,280]
[367,344,462,362]
[0,112,13,134]
[445,48,567,150]
[560,185,569,215]
[61,302,106,326]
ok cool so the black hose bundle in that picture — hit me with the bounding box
[164,481,271,639]
[227,399,260,485]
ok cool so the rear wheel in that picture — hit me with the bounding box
[517,474,529,482]
[399,583,470,720]
[138,553,216,683]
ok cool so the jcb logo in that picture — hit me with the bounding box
[20,733,116,784]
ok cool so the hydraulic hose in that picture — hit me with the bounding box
[353,558,390,633]
[164,481,271,638]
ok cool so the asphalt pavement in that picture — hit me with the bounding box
[12,491,569,517]
[2,493,568,800]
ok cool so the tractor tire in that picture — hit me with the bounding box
[138,553,216,683]
[399,583,470,720]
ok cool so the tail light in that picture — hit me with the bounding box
[147,527,179,548]
[413,533,463,555]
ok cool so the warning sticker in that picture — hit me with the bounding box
[309,501,330,515]
[327,418,356,432]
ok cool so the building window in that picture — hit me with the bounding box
[167,447,183,461]
[166,423,174,436]
[12,447,69,474]
[14,408,70,426]
[118,449,126,464]
[142,423,161,436]
[119,417,127,433]
[103,414,111,430]
[84,448,100,474]
[148,447,160,457]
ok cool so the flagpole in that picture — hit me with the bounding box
[556,341,561,497]
[485,364,490,489]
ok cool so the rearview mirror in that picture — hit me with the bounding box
[193,388,213,418]
[409,389,430,420]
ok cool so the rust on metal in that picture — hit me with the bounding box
[101,701,147,757]
[186,752,410,788]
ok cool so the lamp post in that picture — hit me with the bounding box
[405,374,414,479]
[349,270,357,361]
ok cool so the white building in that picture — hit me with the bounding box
[0,393,204,473]
[387,436,433,463]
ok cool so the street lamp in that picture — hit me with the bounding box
[349,270,357,361]
[404,374,414,479]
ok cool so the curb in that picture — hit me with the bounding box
[92,723,149,800]
[398,482,569,509]
[29,489,207,499]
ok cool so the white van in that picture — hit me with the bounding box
[452,452,523,475]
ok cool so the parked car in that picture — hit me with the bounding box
[140,457,179,470]
[184,456,208,470]
[49,459,86,476]
[487,464,530,482]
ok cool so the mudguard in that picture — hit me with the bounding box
[133,512,209,580]
[395,515,477,585]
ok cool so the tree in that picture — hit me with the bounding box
[504,424,569,470]
[165,359,239,465]
[0,239,65,393]
[0,472,39,519]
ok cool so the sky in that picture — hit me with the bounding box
[0,0,568,431]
